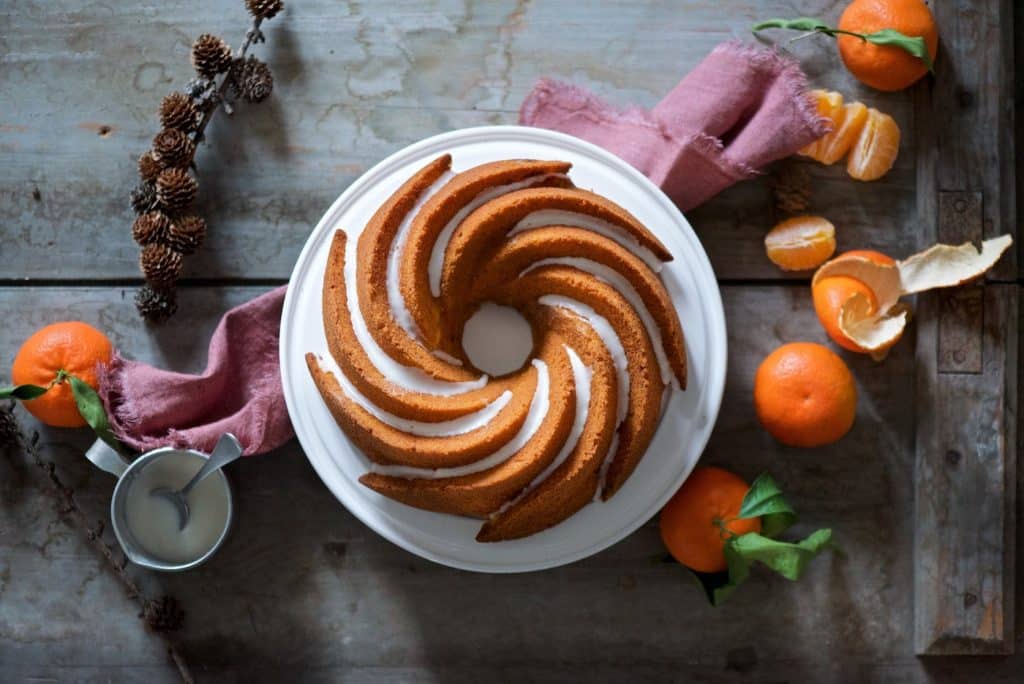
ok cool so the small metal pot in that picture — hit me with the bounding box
[85,440,235,572]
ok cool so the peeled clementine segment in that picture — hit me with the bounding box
[847,108,901,181]
[765,216,836,271]
[811,235,1014,359]
[818,102,869,165]
[799,90,844,161]
[797,91,901,181]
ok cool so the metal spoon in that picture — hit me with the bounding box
[150,433,243,530]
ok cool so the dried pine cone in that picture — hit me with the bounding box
[771,164,812,214]
[159,92,201,132]
[132,211,172,246]
[130,182,160,214]
[191,34,233,79]
[231,56,274,103]
[140,243,183,287]
[135,286,178,324]
[245,0,283,19]
[152,129,196,169]
[137,151,161,182]
[166,215,207,255]
[142,596,185,632]
[155,168,198,211]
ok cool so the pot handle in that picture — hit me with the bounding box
[85,439,129,478]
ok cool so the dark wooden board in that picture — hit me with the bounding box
[911,0,1019,655]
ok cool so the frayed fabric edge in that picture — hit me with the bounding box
[520,77,663,133]
[712,39,832,139]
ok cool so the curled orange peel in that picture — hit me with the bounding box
[812,235,1014,359]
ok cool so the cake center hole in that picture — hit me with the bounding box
[462,302,533,376]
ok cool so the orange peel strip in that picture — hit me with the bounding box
[812,235,1014,358]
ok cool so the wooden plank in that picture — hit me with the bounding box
[914,285,1018,655]
[0,0,917,282]
[912,0,1018,655]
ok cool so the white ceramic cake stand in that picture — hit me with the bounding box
[280,126,727,573]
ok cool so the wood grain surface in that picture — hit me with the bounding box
[0,0,1020,681]
[912,0,1018,655]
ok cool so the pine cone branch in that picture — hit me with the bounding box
[130,8,282,324]
[191,34,233,79]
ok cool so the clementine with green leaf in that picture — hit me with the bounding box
[660,466,762,573]
[837,0,938,91]
[10,322,113,427]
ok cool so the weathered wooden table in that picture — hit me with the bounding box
[1,1,1020,681]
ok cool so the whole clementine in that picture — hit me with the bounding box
[837,0,939,92]
[660,466,761,573]
[812,250,896,352]
[754,342,857,448]
[11,322,113,427]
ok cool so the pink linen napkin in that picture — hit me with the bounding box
[98,41,825,456]
[99,286,291,456]
[520,41,828,210]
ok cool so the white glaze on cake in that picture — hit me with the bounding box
[426,173,571,297]
[370,359,551,479]
[495,345,591,514]
[387,170,455,340]
[594,433,620,502]
[346,219,488,395]
[537,294,630,424]
[522,257,675,387]
[430,349,463,366]
[311,354,512,437]
[509,210,664,273]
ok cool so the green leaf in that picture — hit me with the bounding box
[737,473,796,538]
[753,17,831,33]
[727,529,835,583]
[864,29,934,72]
[68,375,123,454]
[0,384,50,400]
[684,531,833,606]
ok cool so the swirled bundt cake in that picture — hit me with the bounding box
[306,154,687,542]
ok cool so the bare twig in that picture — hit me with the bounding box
[1,404,194,684]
